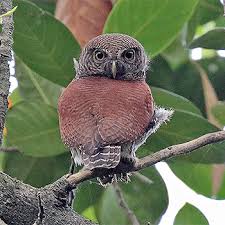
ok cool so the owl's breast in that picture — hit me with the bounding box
[58,77,154,149]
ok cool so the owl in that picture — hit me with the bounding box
[58,33,173,184]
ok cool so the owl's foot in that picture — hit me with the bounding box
[97,173,131,186]
[95,157,135,186]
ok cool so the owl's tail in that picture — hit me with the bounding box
[82,146,121,170]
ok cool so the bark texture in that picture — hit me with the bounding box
[0,173,96,225]
[0,0,13,145]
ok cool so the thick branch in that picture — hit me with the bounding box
[0,0,13,145]
[67,130,225,188]
[0,131,224,224]
[0,173,96,225]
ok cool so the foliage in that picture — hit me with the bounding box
[1,0,224,224]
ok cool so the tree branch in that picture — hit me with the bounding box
[0,172,97,225]
[0,131,224,224]
[113,183,140,225]
[67,130,225,188]
[0,0,13,146]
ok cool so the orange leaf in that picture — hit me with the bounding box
[8,97,13,109]
[55,0,112,47]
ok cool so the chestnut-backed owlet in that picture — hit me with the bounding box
[58,33,173,183]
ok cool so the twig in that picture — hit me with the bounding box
[133,172,153,185]
[0,147,19,152]
[67,130,225,188]
[113,183,140,225]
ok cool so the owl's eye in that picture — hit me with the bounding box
[123,49,135,61]
[94,50,106,61]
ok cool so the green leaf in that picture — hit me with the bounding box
[211,102,225,125]
[96,168,168,224]
[97,186,128,225]
[28,0,56,14]
[9,88,23,105]
[152,87,202,115]
[15,55,62,108]
[147,56,175,91]
[104,0,199,57]
[174,204,208,225]
[74,182,104,215]
[170,162,213,197]
[173,57,225,115]
[189,28,225,50]
[139,110,225,164]
[183,0,223,44]
[197,0,223,25]
[162,35,189,68]
[13,0,80,86]
[5,101,66,157]
[2,152,70,187]
[122,168,168,224]
[81,206,98,224]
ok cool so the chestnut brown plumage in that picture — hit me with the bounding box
[58,34,173,183]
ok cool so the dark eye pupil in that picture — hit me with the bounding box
[96,51,104,60]
[125,51,134,59]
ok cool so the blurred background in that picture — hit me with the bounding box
[1,0,225,224]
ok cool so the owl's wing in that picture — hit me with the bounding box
[133,106,174,150]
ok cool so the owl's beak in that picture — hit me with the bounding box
[112,61,117,79]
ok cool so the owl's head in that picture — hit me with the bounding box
[76,33,149,81]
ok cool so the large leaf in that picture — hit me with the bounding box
[15,55,62,108]
[74,182,104,215]
[197,0,223,25]
[5,101,66,157]
[2,151,70,187]
[170,161,225,200]
[104,0,199,57]
[28,0,56,14]
[97,186,128,225]
[170,162,213,198]
[139,110,225,164]
[147,56,175,92]
[173,57,225,115]
[174,204,208,225]
[9,88,23,105]
[97,167,167,224]
[162,35,190,69]
[189,28,225,50]
[120,167,168,224]
[13,0,80,86]
[184,0,223,44]
[152,87,202,115]
[211,102,225,126]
